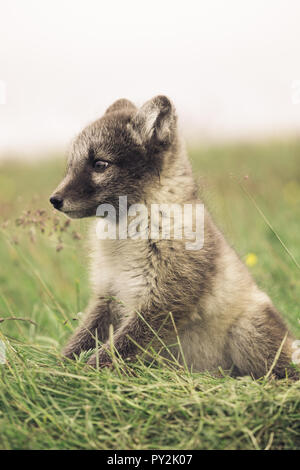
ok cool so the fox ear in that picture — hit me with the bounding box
[131,95,177,147]
[105,99,137,115]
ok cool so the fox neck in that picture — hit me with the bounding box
[146,139,198,206]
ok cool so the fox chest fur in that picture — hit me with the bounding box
[90,232,151,314]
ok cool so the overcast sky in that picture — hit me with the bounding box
[1,0,300,156]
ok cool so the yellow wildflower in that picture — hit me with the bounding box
[245,253,258,267]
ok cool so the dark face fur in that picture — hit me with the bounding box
[50,96,177,218]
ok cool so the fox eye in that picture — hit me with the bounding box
[93,160,109,173]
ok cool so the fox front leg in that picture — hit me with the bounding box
[62,298,116,359]
[86,308,173,367]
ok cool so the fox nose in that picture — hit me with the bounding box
[49,196,63,210]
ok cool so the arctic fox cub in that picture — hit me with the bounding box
[50,96,296,378]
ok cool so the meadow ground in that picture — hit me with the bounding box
[0,140,299,450]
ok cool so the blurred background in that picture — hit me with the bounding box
[0,1,299,344]
[1,0,300,157]
[0,3,299,452]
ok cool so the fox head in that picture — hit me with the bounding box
[50,95,178,218]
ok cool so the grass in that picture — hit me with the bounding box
[0,140,300,450]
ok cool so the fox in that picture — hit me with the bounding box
[50,95,297,378]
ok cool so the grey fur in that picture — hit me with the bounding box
[50,96,297,379]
